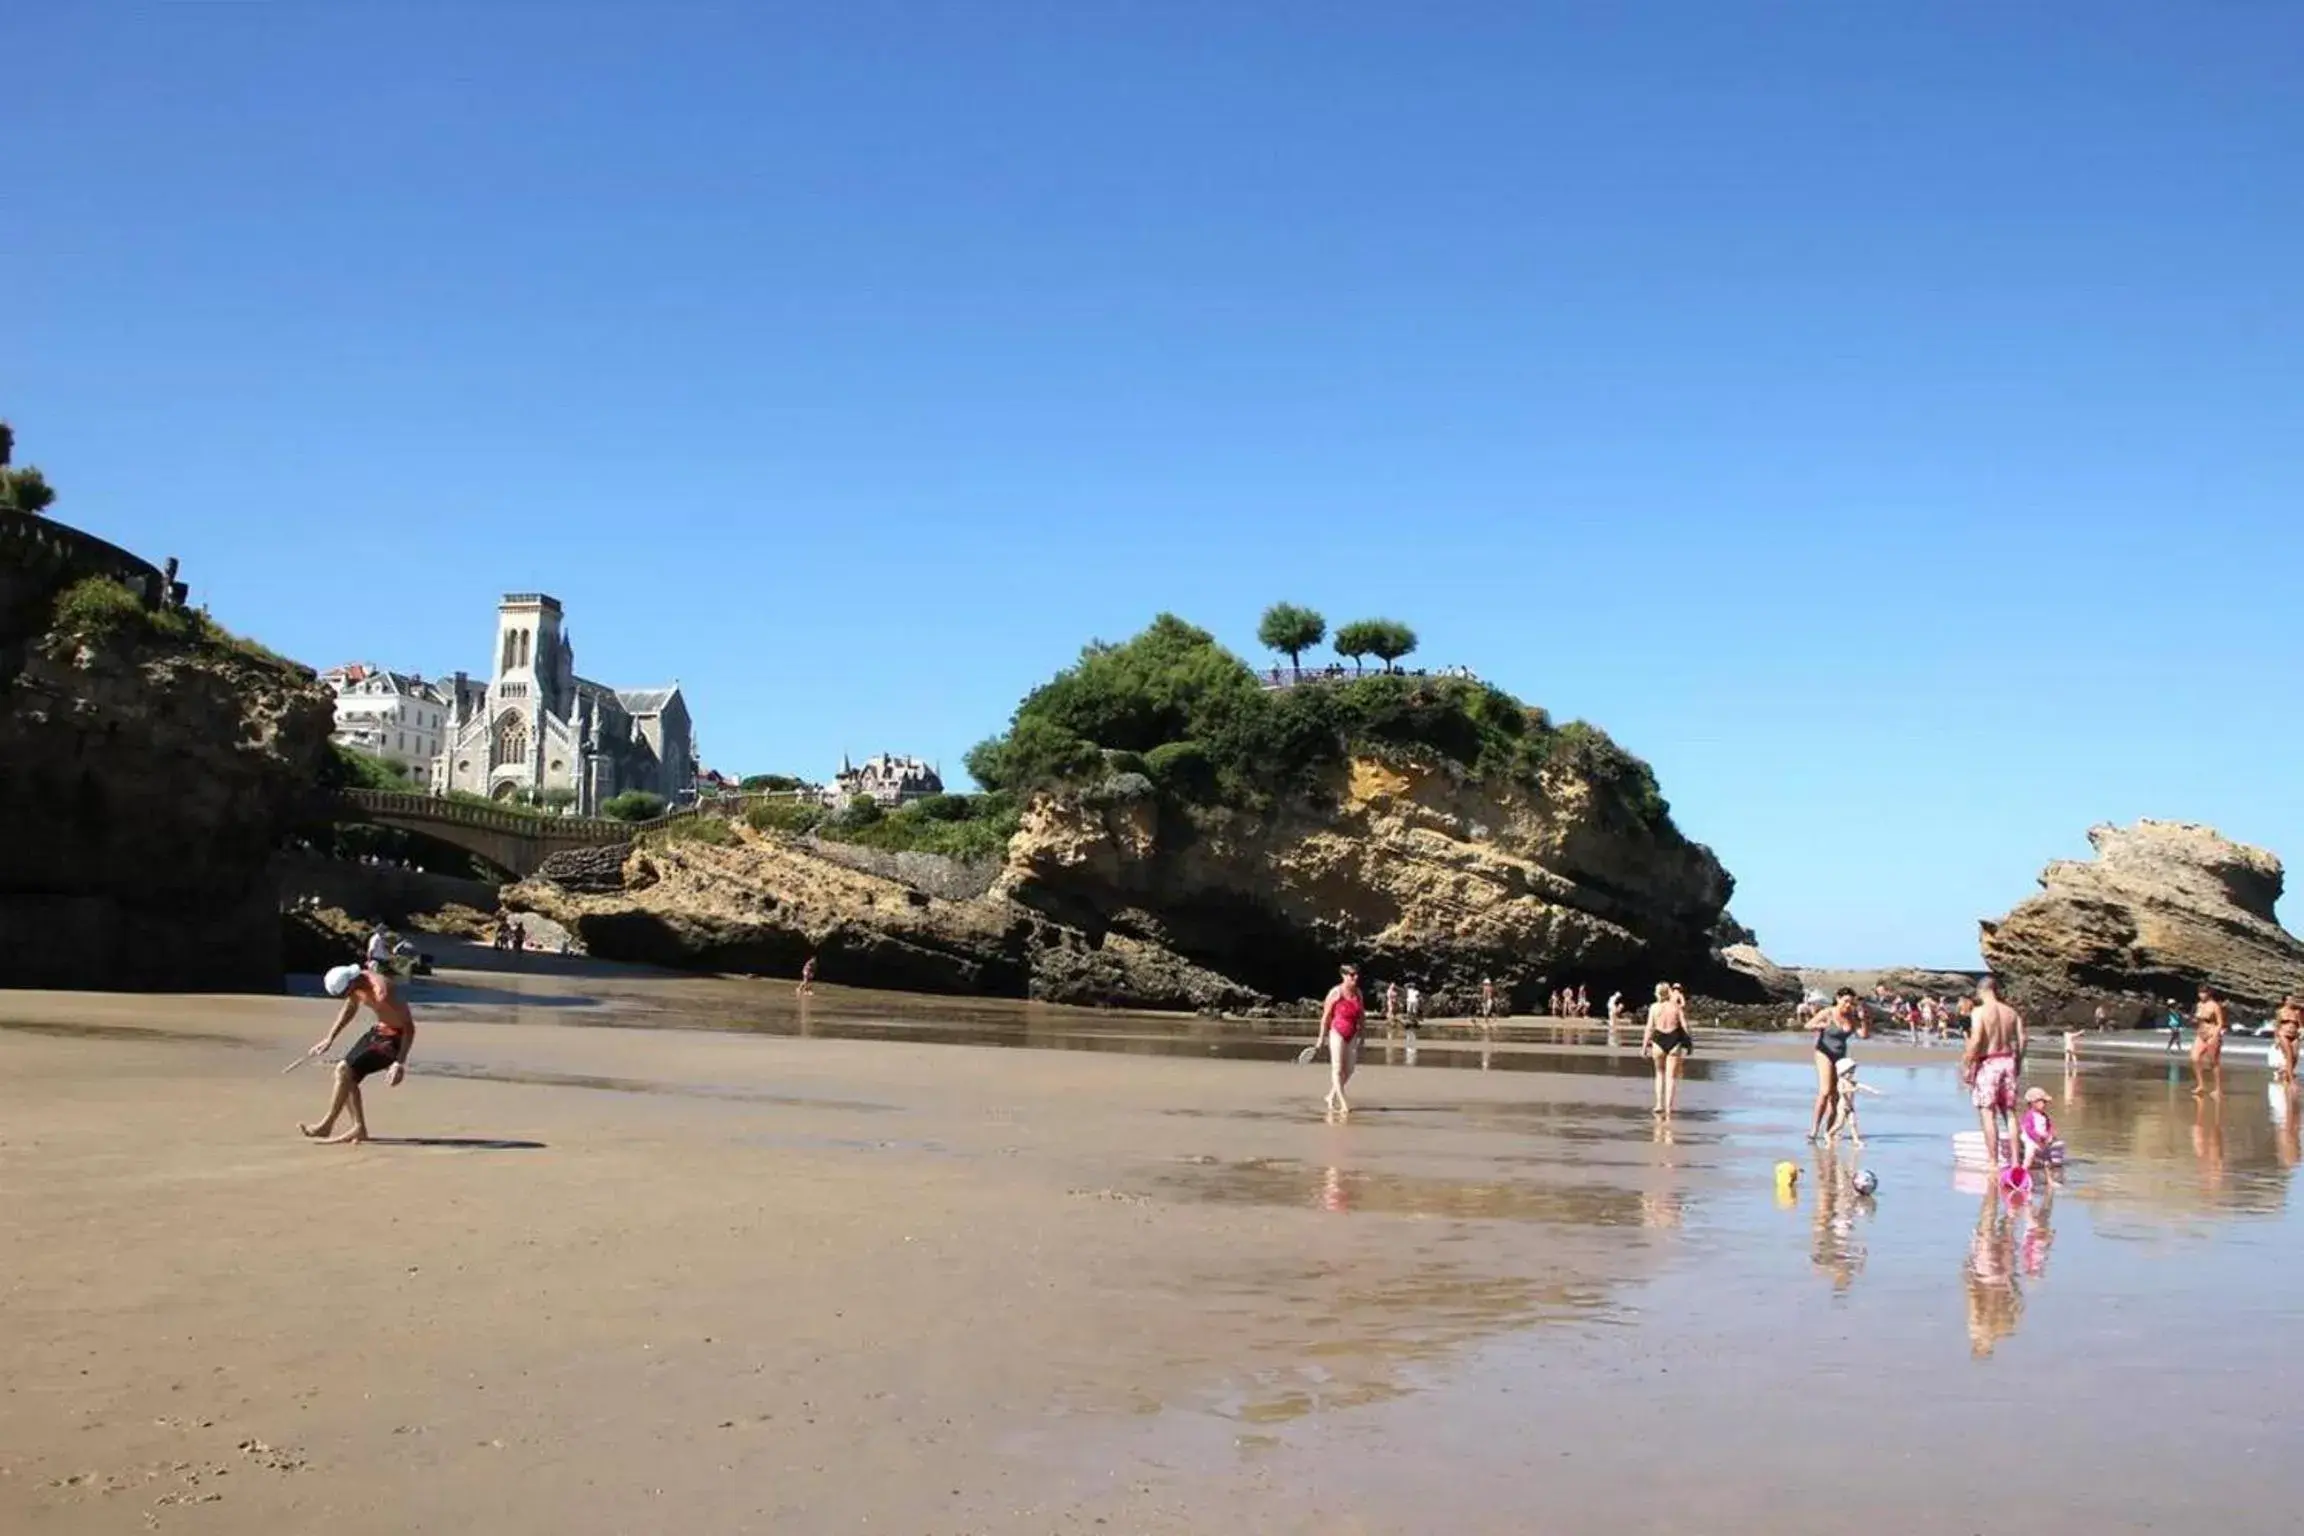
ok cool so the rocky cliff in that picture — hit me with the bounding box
[0,603,335,991]
[1981,820,2304,1022]
[509,832,1262,1011]
[997,755,1742,1006]
[512,750,1761,1010]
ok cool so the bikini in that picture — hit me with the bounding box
[1816,1020,1853,1062]
[1654,1026,1692,1056]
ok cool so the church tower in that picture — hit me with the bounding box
[492,593,566,713]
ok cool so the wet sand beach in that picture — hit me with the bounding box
[4,966,2300,1534]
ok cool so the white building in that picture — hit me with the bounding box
[433,593,697,815]
[324,664,449,771]
[822,753,943,808]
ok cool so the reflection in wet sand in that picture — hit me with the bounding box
[1156,1157,1653,1227]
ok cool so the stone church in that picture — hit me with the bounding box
[433,593,696,815]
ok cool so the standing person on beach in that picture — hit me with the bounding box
[1807,988,1868,1143]
[2165,1000,2185,1054]
[1642,982,1693,1118]
[1403,982,1422,1042]
[1384,981,1399,1028]
[1961,976,2026,1166]
[1480,976,1497,1021]
[296,964,418,1145]
[797,954,817,996]
[1315,964,1366,1115]
[2190,984,2228,1098]
[2273,996,2302,1085]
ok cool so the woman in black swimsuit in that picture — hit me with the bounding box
[1643,982,1694,1118]
[1808,987,1868,1142]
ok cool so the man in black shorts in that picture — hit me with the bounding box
[297,963,418,1144]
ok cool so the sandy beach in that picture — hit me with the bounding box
[5,966,2300,1534]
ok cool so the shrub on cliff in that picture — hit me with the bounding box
[323,743,421,792]
[601,790,666,822]
[746,797,826,835]
[818,790,1020,862]
[966,614,1679,834]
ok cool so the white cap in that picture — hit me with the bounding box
[1834,1058,1857,1076]
[323,964,362,998]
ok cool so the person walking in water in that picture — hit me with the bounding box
[1315,964,1366,1115]
[297,963,418,1145]
[1961,975,2026,1166]
[1642,982,1692,1118]
[1807,988,1868,1142]
[2190,983,2228,1098]
[2274,995,2303,1086]
[797,953,817,996]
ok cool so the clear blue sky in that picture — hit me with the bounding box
[13,4,2300,967]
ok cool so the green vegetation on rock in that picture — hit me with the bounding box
[743,789,1020,863]
[48,575,304,671]
[324,743,422,792]
[966,613,1676,833]
[601,790,667,822]
[641,815,735,849]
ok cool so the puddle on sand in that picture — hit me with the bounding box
[414,1060,898,1114]
[1156,1157,1652,1226]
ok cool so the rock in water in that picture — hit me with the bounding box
[1981,820,2304,1020]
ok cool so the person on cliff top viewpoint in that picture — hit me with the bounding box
[295,963,418,1145]
[1961,976,2026,1166]
[2190,984,2229,1098]
[1316,965,1366,1116]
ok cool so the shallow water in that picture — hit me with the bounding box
[13,969,2304,1530]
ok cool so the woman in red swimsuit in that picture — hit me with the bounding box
[1318,964,1366,1116]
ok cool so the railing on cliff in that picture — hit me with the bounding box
[0,508,187,643]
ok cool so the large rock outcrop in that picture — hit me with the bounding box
[0,614,335,991]
[515,750,1761,1010]
[1982,820,2304,1021]
[995,756,1745,1007]
[509,834,1263,1012]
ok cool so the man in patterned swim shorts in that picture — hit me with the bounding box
[1961,975,2026,1166]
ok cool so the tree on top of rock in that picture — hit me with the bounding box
[0,422,58,517]
[1359,619,1418,673]
[1332,620,1382,674]
[1256,603,1325,678]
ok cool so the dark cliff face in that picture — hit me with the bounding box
[0,623,334,991]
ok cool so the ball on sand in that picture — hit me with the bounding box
[1852,1169,1879,1196]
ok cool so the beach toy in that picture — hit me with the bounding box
[1852,1169,1878,1196]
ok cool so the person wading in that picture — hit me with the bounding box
[1807,988,1868,1143]
[1642,981,1693,1118]
[1961,975,2027,1166]
[1316,964,1366,1116]
[2190,983,2228,1098]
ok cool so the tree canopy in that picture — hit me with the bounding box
[1255,603,1326,673]
[964,612,1676,834]
[0,422,58,517]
